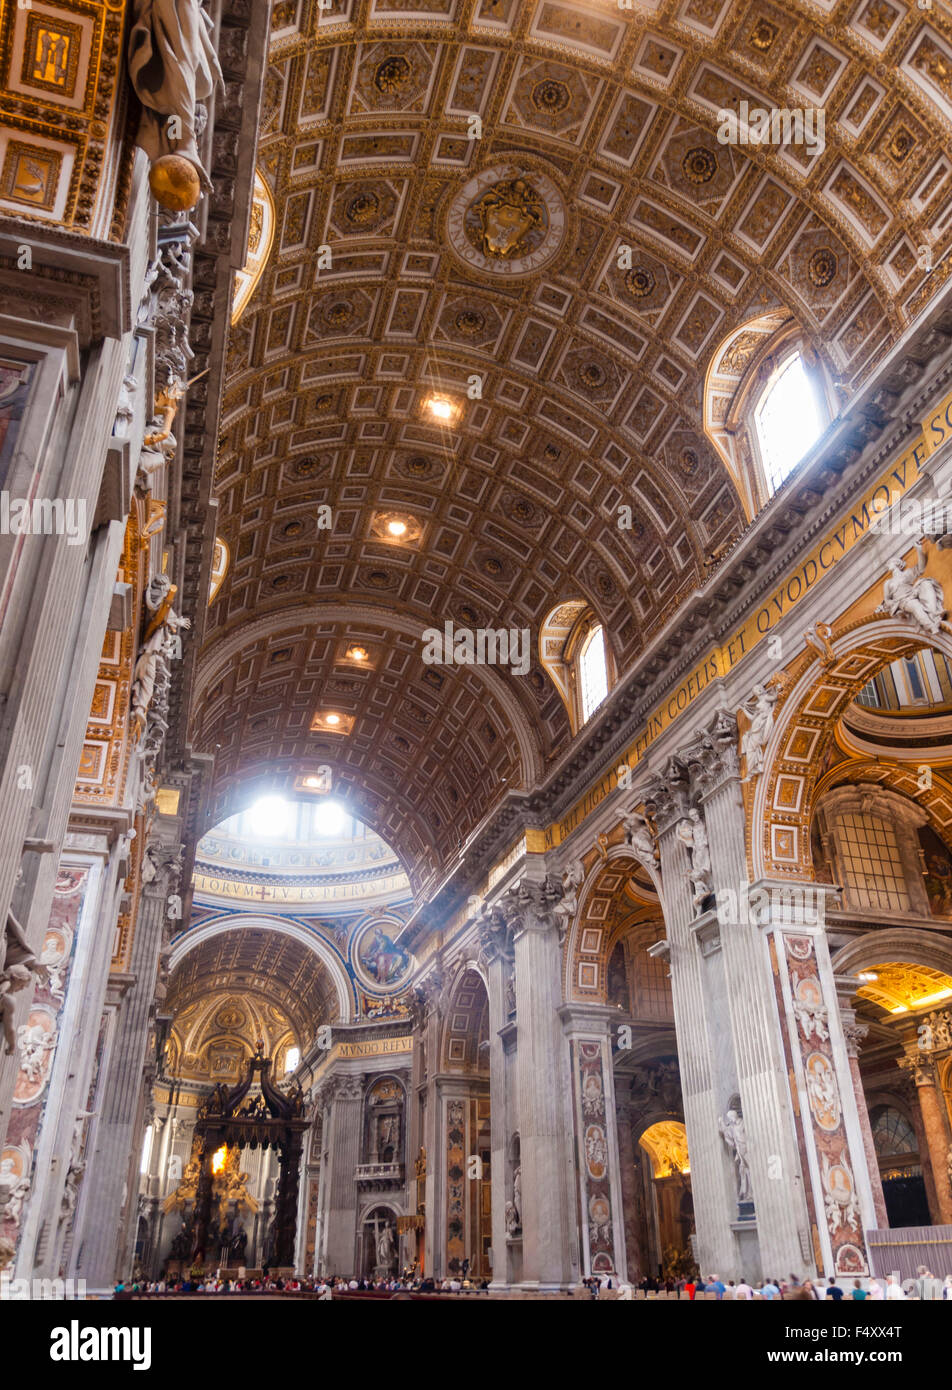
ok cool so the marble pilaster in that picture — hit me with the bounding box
[506,878,575,1289]
[319,1074,364,1276]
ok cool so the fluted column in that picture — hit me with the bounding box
[642,745,738,1279]
[319,1074,364,1276]
[479,908,514,1288]
[690,717,814,1279]
[614,1095,643,1281]
[836,988,888,1228]
[73,850,179,1290]
[506,877,575,1289]
[898,1049,952,1225]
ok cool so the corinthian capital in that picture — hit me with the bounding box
[639,756,691,834]
[681,709,740,796]
[501,875,564,936]
[898,1052,936,1088]
[478,905,514,964]
[322,1074,364,1103]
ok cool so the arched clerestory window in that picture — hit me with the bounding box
[540,603,616,735]
[704,313,835,518]
[752,350,829,496]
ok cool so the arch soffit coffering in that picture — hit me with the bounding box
[564,844,658,1004]
[168,914,356,1024]
[752,618,952,880]
[830,928,952,984]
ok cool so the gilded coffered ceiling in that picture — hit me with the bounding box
[197,0,952,891]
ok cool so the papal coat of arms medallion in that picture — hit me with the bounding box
[444,161,570,278]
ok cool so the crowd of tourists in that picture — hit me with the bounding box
[616,1267,952,1300]
[117,1263,952,1299]
[116,1272,492,1297]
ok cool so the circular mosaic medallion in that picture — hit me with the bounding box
[445,162,569,279]
[352,921,416,996]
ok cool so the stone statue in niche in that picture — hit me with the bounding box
[675,808,713,911]
[718,1107,752,1204]
[505,1159,523,1236]
[738,682,778,782]
[127,0,222,211]
[375,1221,395,1269]
[876,539,952,637]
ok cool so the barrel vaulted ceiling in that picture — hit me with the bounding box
[195,0,952,893]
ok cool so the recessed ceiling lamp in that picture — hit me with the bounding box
[347,645,369,661]
[424,394,457,422]
[325,713,341,725]
[387,520,408,537]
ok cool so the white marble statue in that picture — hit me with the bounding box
[675,808,713,910]
[0,1158,30,1228]
[718,1108,752,1203]
[876,539,952,637]
[376,1221,395,1268]
[60,1160,85,1222]
[555,858,585,931]
[738,682,778,782]
[1,899,46,1056]
[512,1165,522,1228]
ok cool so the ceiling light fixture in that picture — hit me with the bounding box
[347,645,369,662]
[325,713,341,725]
[387,520,408,537]
[425,394,456,422]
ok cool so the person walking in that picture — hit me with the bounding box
[825,1277,844,1300]
[850,1280,867,1301]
